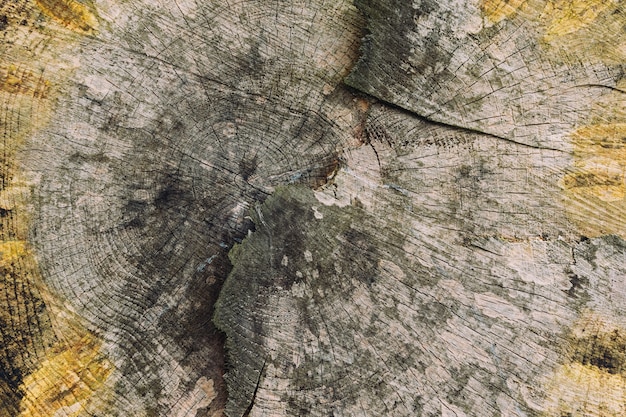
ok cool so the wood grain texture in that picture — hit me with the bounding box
[1,0,625,416]
[215,104,626,416]
[4,0,364,415]
[0,1,76,412]
[346,0,626,148]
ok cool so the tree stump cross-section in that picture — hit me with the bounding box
[1,0,626,416]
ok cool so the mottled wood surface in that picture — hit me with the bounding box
[216,104,626,416]
[1,0,626,416]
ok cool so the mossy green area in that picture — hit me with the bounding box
[214,184,429,416]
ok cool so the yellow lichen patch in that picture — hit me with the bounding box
[563,124,626,202]
[562,166,624,202]
[1,64,51,98]
[0,57,57,413]
[559,79,626,236]
[544,314,626,416]
[0,234,108,415]
[539,0,626,63]
[18,333,113,417]
[561,123,626,237]
[0,1,103,414]
[544,362,626,416]
[0,239,53,316]
[0,146,112,412]
[0,240,30,266]
[542,0,615,39]
[481,0,528,23]
[479,0,626,63]
[34,0,98,34]
[0,237,56,415]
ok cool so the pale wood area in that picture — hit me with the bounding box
[1,0,625,416]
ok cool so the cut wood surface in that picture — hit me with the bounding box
[1,0,625,416]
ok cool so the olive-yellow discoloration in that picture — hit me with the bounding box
[1,65,51,98]
[482,0,626,63]
[561,123,626,238]
[542,0,615,39]
[481,0,528,23]
[0,240,115,416]
[0,57,57,413]
[540,0,626,63]
[544,362,626,417]
[0,241,40,279]
[0,240,31,264]
[562,124,626,203]
[0,240,114,416]
[34,0,98,34]
[544,315,626,416]
[18,333,113,417]
[482,0,618,31]
[0,0,103,412]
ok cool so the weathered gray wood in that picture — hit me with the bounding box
[214,1,626,415]
[3,0,364,415]
[215,103,626,416]
[346,0,626,148]
[2,0,626,416]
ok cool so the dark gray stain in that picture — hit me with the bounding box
[565,268,588,299]
[572,235,600,268]
[157,251,231,414]
[215,185,418,416]
[239,155,258,181]
[412,395,424,414]
[154,181,189,211]
[262,192,311,289]
[68,151,110,164]
[245,37,265,74]
[572,329,626,375]
[347,0,453,102]
[0,366,23,417]
[340,228,379,286]
[0,207,11,218]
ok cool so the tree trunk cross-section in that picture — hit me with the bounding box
[215,103,626,416]
[3,0,364,415]
[1,0,626,416]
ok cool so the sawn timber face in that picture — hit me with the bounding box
[215,103,626,416]
[2,0,626,416]
[12,0,365,415]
